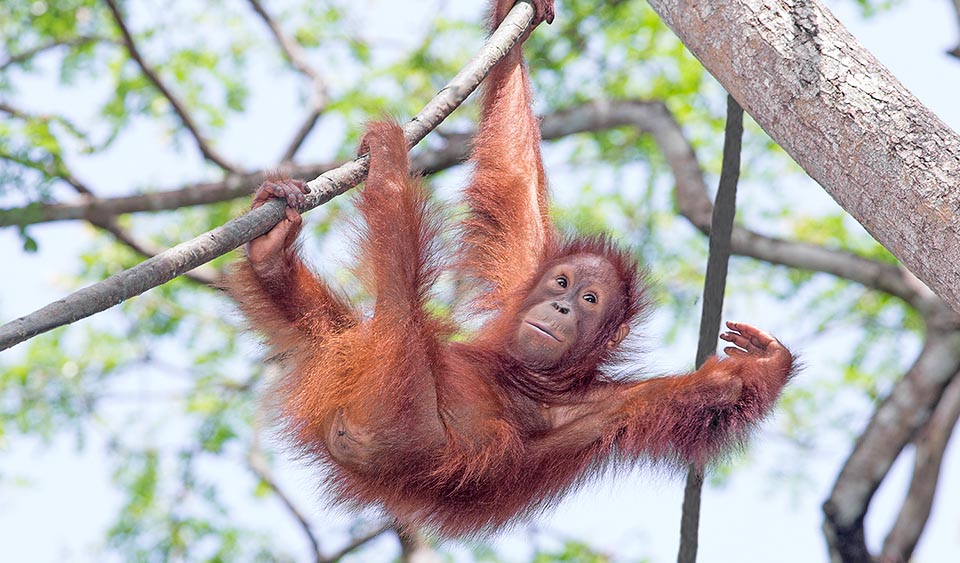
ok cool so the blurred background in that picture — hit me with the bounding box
[1,0,959,561]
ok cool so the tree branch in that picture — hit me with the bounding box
[248,446,322,563]
[0,0,539,351]
[0,35,118,71]
[102,0,240,173]
[321,522,392,563]
[879,370,960,563]
[245,0,330,162]
[822,330,960,563]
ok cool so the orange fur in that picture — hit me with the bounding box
[225,0,794,537]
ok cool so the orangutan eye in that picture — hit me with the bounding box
[583,293,597,304]
[555,276,568,288]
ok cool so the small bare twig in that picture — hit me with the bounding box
[0,35,119,71]
[102,0,240,173]
[248,447,322,562]
[245,0,329,162]
[282,108,324,163]
[322,522,392,563]
[0,0,538,350]
[246,0,326,92]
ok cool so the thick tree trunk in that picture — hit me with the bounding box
[647,0,960,314]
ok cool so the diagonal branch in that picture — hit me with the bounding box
[321,522,392,563]
[245,0,330,162]
[0,0,540,351]
[102,0,240,173]
[0,35,119,71]
[248,446,322,563]
[91,216,219,285]
[282,107,323,164]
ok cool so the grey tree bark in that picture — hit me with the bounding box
[646,0,960,315]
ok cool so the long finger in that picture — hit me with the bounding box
[720,331,752,350]
[727,321,774,348]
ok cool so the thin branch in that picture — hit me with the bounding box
[321,522,392,563]
[0,36,118,71]
[822,330,960,563]
[879,371,960,563]
[0,101,31,120]
[102,0,240,173]
[678,94,744,563]
[282,108,323,163]
[246,0,326,90]
[245,0,329,162]
[0,0,539,351]
[248,447,322,563]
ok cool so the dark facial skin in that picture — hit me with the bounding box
[510,254,630,369]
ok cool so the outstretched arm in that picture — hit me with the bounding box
[461,0,556,307]
[226,177,356,339]
[540,323,795,467]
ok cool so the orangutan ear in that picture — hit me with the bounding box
[607,323,630,349]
